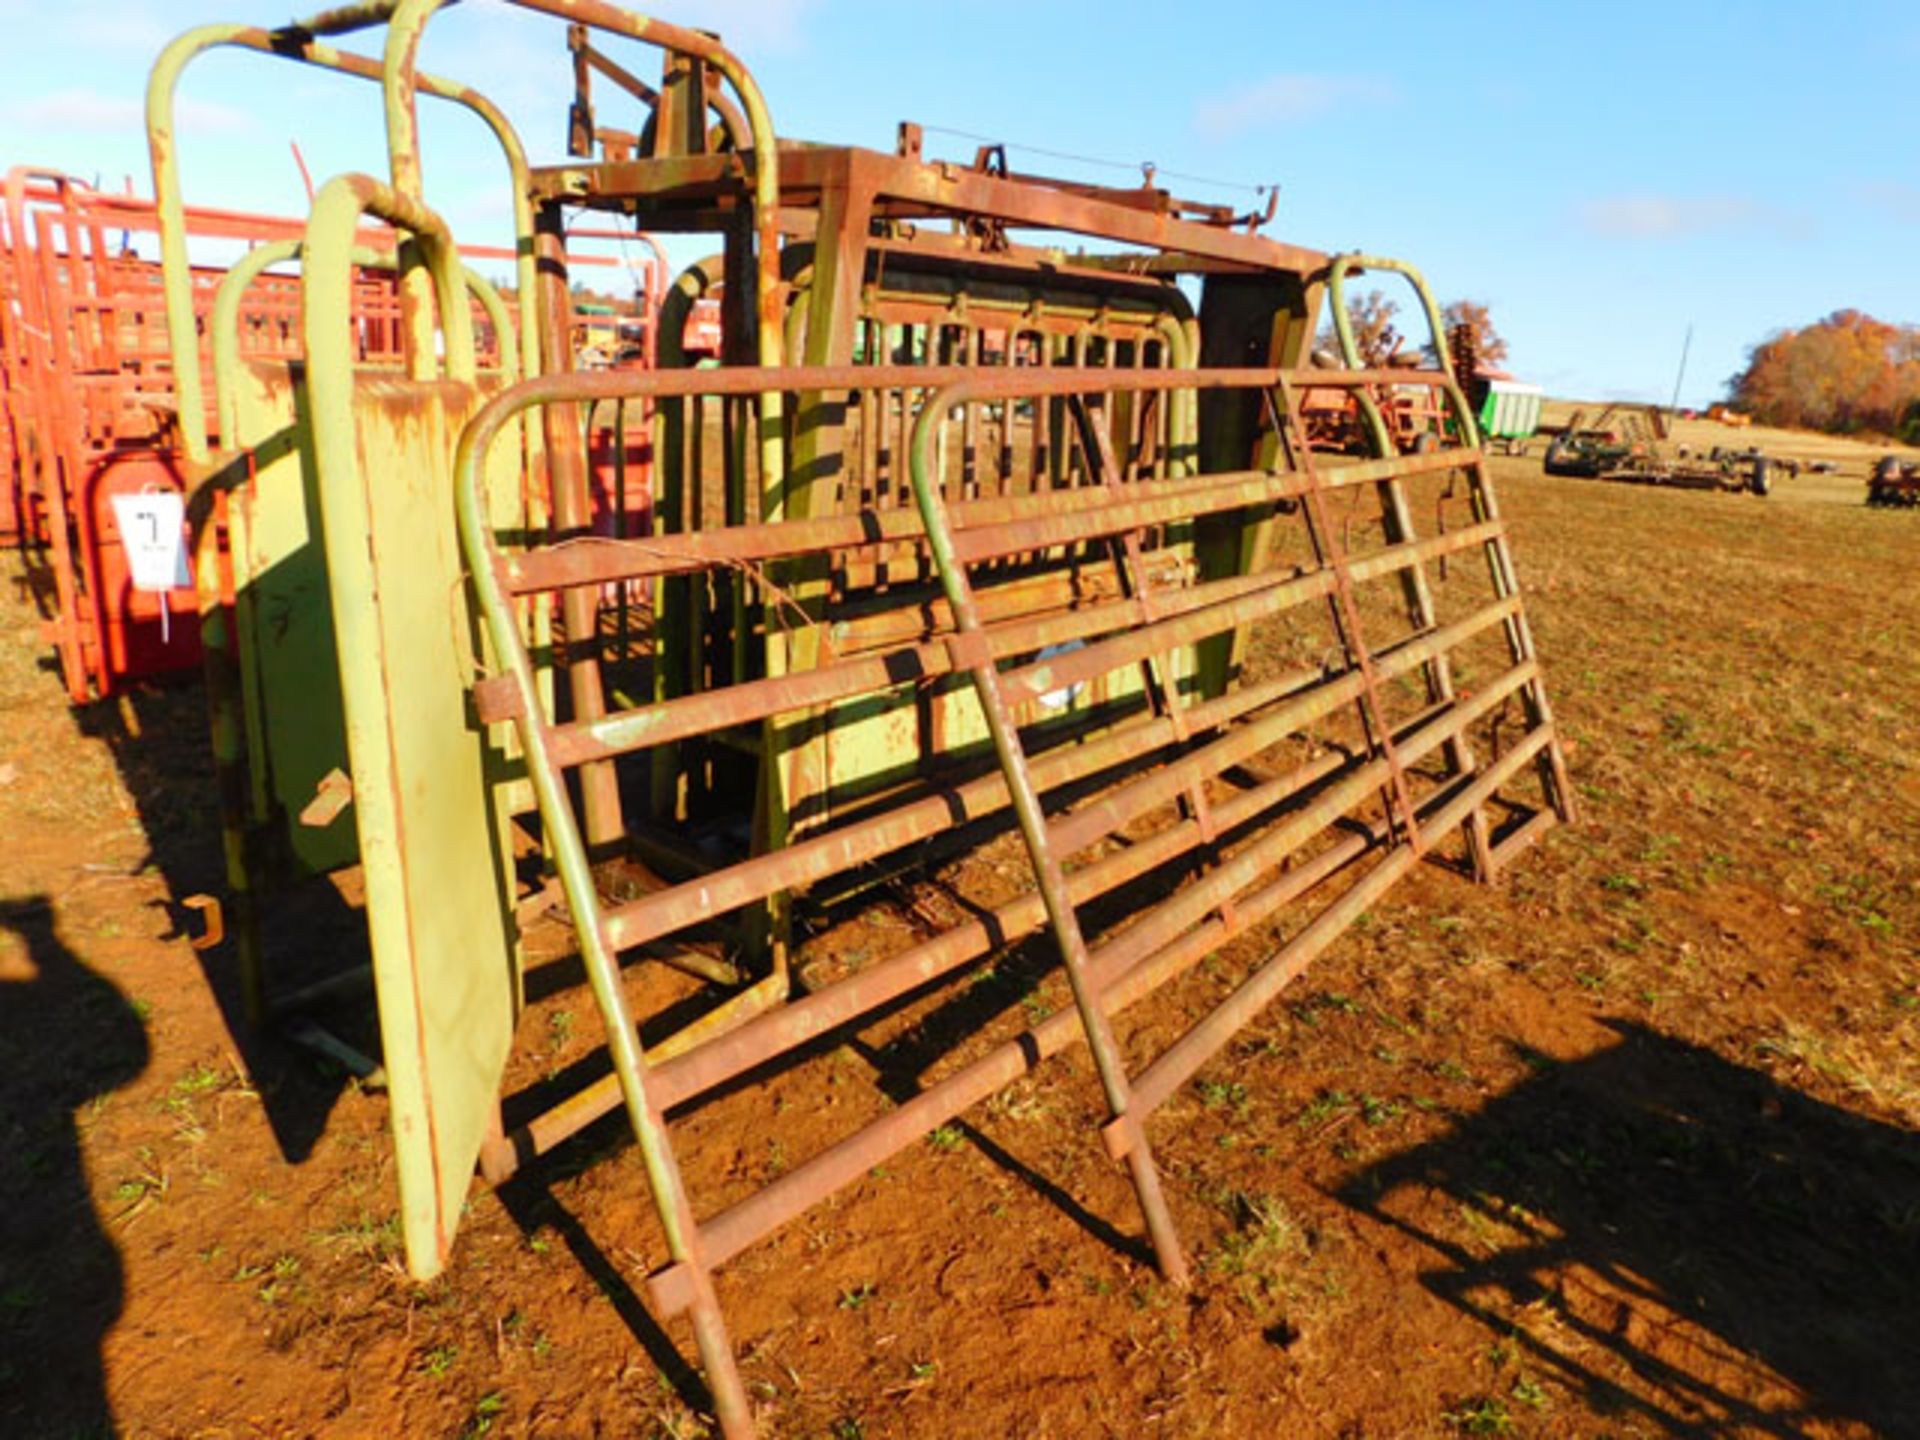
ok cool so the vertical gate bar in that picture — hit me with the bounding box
[909,385,1189,1288]
[1328,353,1492,873]
[1335,366,1490,870]
[614,396,631,664]
[1372,454,1492,877]
[1461,446,1577,823]
[456,421,754,1440]
[766,164,872,964]
[533,202,624,848]
[1339,382,1490,871]
[1068,397,1225,850]
[724,390,748,688]
[1326,252,1571,833]
[1008,330,1023,499]
[1272,376,1425,852]
[35,207,104,701]
[962,325,980,501]
[1080,392,1238,929]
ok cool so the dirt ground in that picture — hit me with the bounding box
[3,425,1919,1440]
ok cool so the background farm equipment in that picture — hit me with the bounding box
[109,5,1571,1435]
[1543,426,1642,477]
[1541,401,1782,495]
[1469,376,1543,454]
[1302,319,1540,460]
[1447,321,1541,455]
[1868,454,1920,507]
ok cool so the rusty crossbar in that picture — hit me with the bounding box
[457,359,1570,1436]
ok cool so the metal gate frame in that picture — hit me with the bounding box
[457,359,1571,1437]
[128,17,1576,1435]
[141,0,784,1270]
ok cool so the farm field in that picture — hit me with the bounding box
[2,438,1918,1440]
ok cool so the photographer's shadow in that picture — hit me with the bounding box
[0,896,149,1438]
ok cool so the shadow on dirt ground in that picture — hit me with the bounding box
[1338,1019,1920,1437]
[73,685,368,1166]
[491,1166,716,1413]
[0,896,149,1439]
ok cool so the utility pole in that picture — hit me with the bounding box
[1668,323,1693,421]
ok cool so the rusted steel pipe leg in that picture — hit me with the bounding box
[533,203,624,849]
[949,622,1188,1284]
[910,403,1187,1286]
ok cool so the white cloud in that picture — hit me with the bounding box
[1195,74,1398,140]
[1574,193,1798,240]
[5,88,245,136]
[6,89,142,134]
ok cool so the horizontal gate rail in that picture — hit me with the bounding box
[494,591,1526,1163]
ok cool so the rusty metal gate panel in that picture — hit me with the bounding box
[457,359,1571,1435]
[0,167,439,703]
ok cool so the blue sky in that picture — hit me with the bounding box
[1,0,1915,405]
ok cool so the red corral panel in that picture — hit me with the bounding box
[87,448,203,686]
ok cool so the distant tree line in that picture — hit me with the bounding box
[1728,310,1920,440]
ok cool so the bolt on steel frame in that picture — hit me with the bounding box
[142,5,1571,1436]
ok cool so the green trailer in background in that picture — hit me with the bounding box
[1473,377,1543,453]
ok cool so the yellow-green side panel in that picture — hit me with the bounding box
[232,360,359,876]
[321,376,517,1280]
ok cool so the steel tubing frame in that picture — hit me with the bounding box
[645,659,1547,1315]
[895,363,1534,1317]
[486,590,1527,1174]
[146,10,540,466]
[497,626,1533,1174]
[456,353,1568,1438]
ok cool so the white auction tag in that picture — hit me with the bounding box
[110,489,191,592]
[1035,640,1087,713]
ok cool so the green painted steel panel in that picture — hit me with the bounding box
[320,375,521,1279]
[231,361,361,876]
